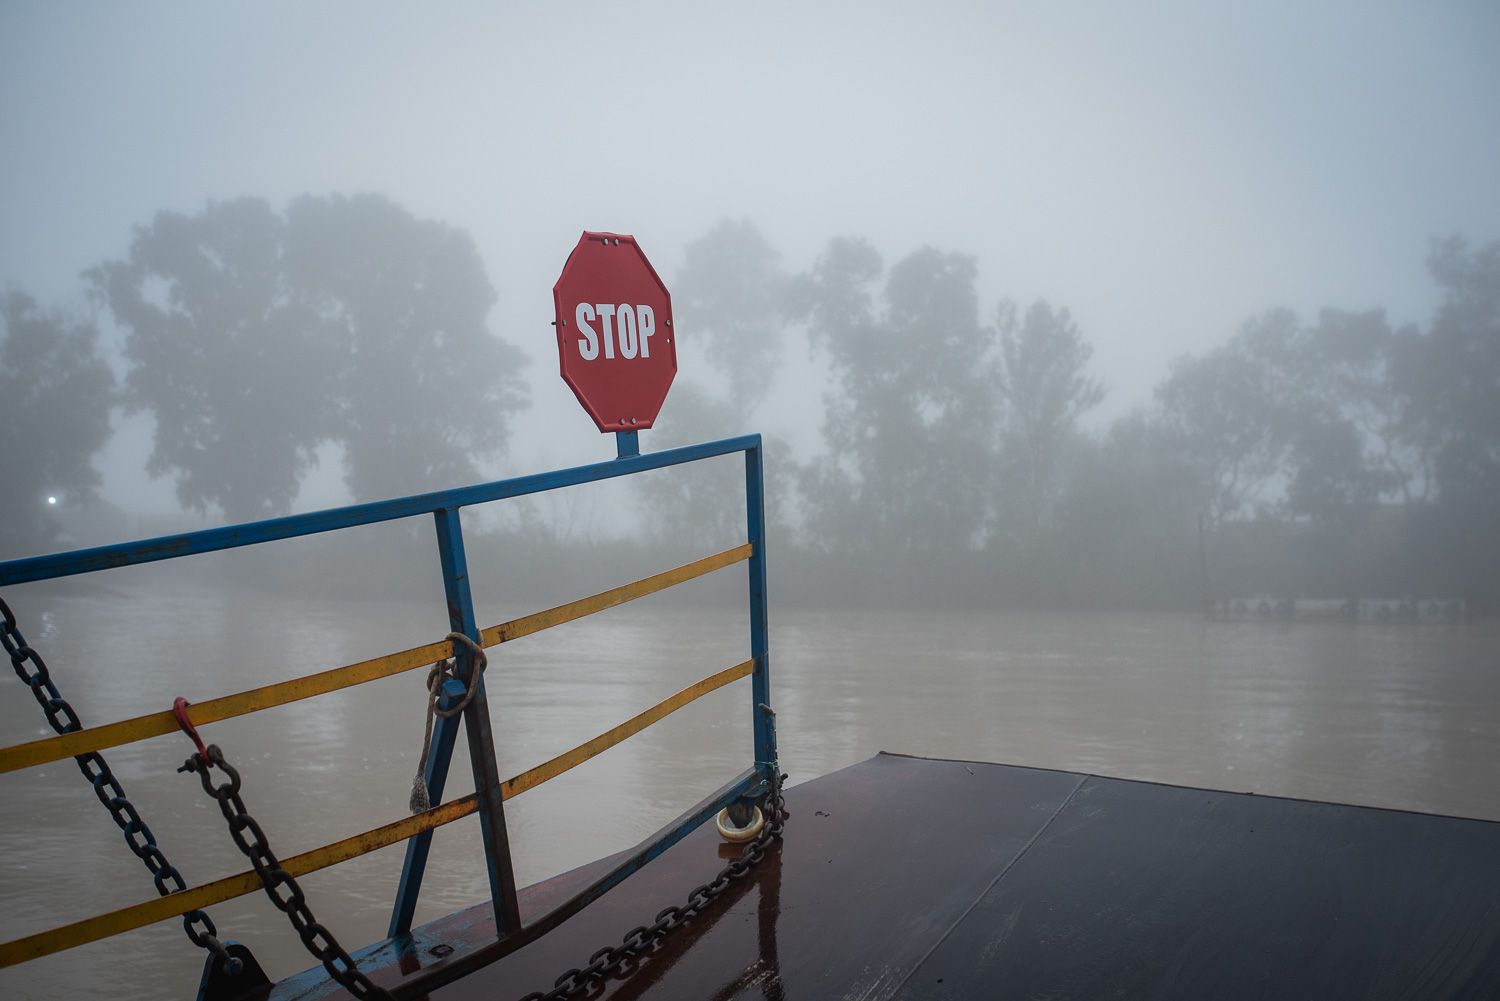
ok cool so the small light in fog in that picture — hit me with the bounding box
[47,496,57,505]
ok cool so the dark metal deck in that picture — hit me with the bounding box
[277,753,1500,1001]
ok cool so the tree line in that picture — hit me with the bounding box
[3,196,1496,611]
[624,221,1499,612]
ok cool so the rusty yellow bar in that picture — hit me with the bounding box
[0,659,753,966]
[0,544,751,775]
[480,543,752,647]
[0,638,455,775]
[501,659,753,798]
[0,792,480,968]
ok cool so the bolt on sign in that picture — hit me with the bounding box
[552,231,677,432]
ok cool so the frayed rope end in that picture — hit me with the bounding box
[409,774,430,814]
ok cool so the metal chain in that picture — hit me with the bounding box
[0,596,240,973]
[178,740,396,1000]
[518,768,788,1001]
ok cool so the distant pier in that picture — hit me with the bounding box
[1207,596,1469,623]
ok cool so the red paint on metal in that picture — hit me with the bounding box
[552,232,677,432]
[171,696,208,765]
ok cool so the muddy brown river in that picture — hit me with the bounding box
[2,576,1497,999]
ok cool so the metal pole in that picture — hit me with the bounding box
[744,438,776,779]
[433,508,521,933]
[0,434,761,587]
[387,676,465,937]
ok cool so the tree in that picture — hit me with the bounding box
[1155,309,1309,525]
[795,240,994,556]
[1392,237,1500,608]
[992,299,1105,541]
[1052,412,1200,606]
[1283,418,1389,530]
[634,219,789,547]
[90,195,528,520]
[673,218,786,409]
[1398,238,1500,510]
[1300,310,1425,501]
[632,383,748,547]
[1266,308,1411,528]
[0,291,114,556]
[284,194,527,501]
[89,198,339,521]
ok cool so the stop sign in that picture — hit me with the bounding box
[553,231,677,433]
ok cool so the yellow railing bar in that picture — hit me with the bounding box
[0,637,455,775]
[479,543,752,647]
[0,544,753,774]
[501,658,752,799]
[0,659,754,967]
[0,793,480,968]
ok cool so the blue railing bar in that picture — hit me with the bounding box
[428,508,520,936]
[388,675,467,938]
[745,444,776,778]
[384,767,763,999]
[0,434,762,586]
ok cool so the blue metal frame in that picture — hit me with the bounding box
[0,432,776,992]
[389,675,465,936]
[0,435,760,586]
[428,507,521,934]
[745,444,775,783]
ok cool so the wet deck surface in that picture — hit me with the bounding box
[277,753,1500,1001]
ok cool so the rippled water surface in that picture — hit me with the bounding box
[2,577,1497,999]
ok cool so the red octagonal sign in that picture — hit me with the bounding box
[553,231,677,433]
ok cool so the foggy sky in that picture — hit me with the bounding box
[3,1,1499,516]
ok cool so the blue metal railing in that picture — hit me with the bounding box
[0,432,775,996]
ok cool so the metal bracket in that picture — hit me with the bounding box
[195,941,271,1001]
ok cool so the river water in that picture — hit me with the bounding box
[2,577,1498,999]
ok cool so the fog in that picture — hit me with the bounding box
[3,2,1499,609]
[7,8,1500,998]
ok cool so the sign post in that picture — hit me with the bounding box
[552,231,677,456]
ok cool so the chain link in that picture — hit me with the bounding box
[517,769,788,1001]
[179,742,396,1000]
[0,596,240,973]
